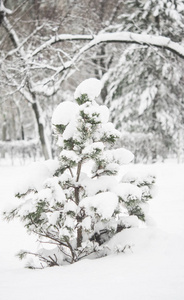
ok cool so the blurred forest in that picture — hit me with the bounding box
[0,0,184,164]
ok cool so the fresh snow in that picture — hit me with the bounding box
[100,122,121,139]
[80,175,117,197]
[79,102,109,123]
[60,149,80,164]
[82,142,104,156]
[52,101,79,125]
[0,162,184,300]
[80,191,118,219]
[47,211,60,226]
[105,148,134,165]
[74,78,102,101]
[28,32,184,64]
[112,182,142,201]
[44,177,66,205]
[62,118,77,140]
[13,160,60,195]
[139,86,158,115]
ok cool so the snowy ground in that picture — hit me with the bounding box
[0,162,184,300]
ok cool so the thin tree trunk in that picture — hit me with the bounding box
[1,112,7,158]
[76,224,82,249]
[151,97,158,163]
[15,102,25,140]
[75,183,82,248]
[75,160,83,248]
[177,129,183,163]
[75,186,83,248]
[75,187,83,248]
[32,101,52,160]
[2,114,7,142]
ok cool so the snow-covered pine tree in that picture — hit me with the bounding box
[103,0,184,162]
[4,78,155,268]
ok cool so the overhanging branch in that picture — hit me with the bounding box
[27,31,184,60]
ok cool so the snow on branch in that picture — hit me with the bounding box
[5,24,45,59]
[31,31,184,89]
[2,15,25,57]
[26,34,92,59]
[28,31,184,60]
[0,1,12,15]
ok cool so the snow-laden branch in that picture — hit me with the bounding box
[29,31,184,89]
[0,0,12,15]
[27,34,93,58]
[2,15,26,57]
[5,24,45,59]
[27,31,184,60]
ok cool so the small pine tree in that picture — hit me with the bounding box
[4,78,155,268]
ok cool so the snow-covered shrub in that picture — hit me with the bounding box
[4,78,155,268]
[0,139,41,164]
[116,132,174,163]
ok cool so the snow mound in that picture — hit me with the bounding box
[79,102,109,124]
[82,142,104,156]
[81,175,117,196]
[44,177,66,205]
[14,160,59,195]
[112,183,142,200]
[43,159,60,174]
[52,101,79,125]
[74,78,102,101]
[80,192,118,219]
[63,119,77,140]
[122,170,156,185]
[105,148,134,165]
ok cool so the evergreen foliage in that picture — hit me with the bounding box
[4,79,155,268]
[104,0,184,162]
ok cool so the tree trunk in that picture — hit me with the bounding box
[32,101,52,160]
[77,225,82,248]
[2,114,7,142]
[15,103,25,140]
[75,160,83,248]
[177,129,184,163]
[151,97,158,163]
[75,187,82,248]
[1,112,7,158]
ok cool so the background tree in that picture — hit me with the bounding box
[0,0,123,160]
[103,0,184,162]
[1,0,184,162]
